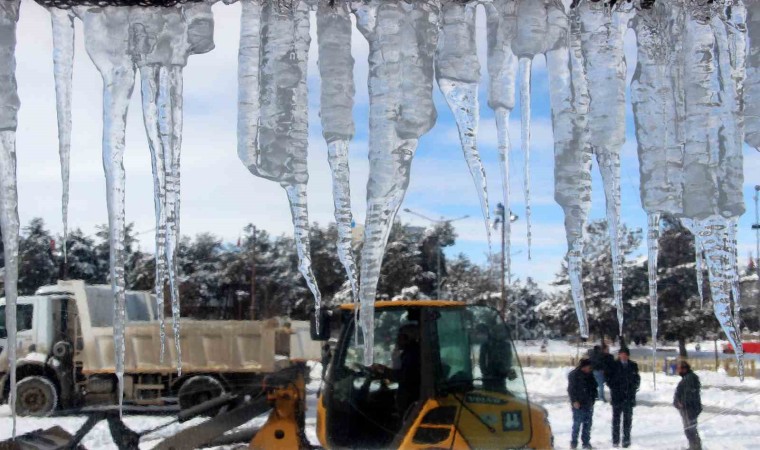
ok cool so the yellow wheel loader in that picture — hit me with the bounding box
[3,301,553,450]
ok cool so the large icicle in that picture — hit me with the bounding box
[512,0,549,259]
[552,1,592,337]
[630,0,683,374]
[745,0,760,151]
[80,5,136,410]
[316,2,358,305]
[238,0,321,313]
[576,0,633,336]
[0,0,21,433]
[681,6,746,379]
[353,0,439,363]
[130,2,215,370]
[484,0,518,285]
[50,8,75,261]
[435,0,490,243]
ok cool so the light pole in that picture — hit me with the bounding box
[753,186,759,277]
[494,203,518,317]
[403,208,469,298]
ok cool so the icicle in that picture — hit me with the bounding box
[50,8,75,261]
[436,0,490,244]
[576,0,633,336]
[695,235,704,307]
[0,0,21,431]
[353,0,439,363]
[130,3,215,372]
[745,0,760,151]
[316,2,358,306]
[693,216,744,379]
[79,5,137,411]
[631,0,683,359]
[238,0,322,318]
[485,0,518,284]
[553,2,592,337]
[681,7,745,379]
[646,212,660,376]
[138,64,169,361]
[518,58,532,258]
[512,0,548,260]
[728,218,741,324]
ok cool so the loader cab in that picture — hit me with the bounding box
[319,301,552,449]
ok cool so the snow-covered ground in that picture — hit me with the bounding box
[0,364,758,449]
[526,366,760,449]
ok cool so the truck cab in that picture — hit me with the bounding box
[0,280,158,415]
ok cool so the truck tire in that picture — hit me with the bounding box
[16,376,58,417]
[178,376,225,415]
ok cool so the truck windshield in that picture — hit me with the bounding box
[434,305,528,399]
[0,304,34,338]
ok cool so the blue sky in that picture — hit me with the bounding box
[11,2,760,290]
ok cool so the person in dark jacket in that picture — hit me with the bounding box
[568,358,598,449]
[674,361,702,450]
[606,348,640,447]
[590,344,614,402]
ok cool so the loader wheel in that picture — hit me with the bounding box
[16,376,58,417]
[178,376,225,415]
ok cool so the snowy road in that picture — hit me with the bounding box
[0,366,759,449]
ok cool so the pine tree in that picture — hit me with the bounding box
[18,219,58,294]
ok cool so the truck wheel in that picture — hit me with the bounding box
[178,376,225,415]
[16,376,58,417]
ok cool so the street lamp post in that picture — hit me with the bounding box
[494,203,518,318]
[402,208,469,299]
[753,186,760,277]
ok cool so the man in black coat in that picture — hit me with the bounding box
[568,358,598,449]
[606,348,640,447]
[590,344,614,402]
[674,361,702,450]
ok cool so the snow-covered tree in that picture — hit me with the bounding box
[18,218,58,294]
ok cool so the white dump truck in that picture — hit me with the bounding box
[0,279,319,416]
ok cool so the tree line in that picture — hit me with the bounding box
[1,216,756,349]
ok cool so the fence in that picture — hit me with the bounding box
[519,353,758,378]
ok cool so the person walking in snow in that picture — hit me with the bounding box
[568,358,598,449]
[606,348,640,448]
[590,344,614,402]
[674,361,702,450]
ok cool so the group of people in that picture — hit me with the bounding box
[567,344,703,450]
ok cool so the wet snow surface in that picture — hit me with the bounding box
[0,363,758,449]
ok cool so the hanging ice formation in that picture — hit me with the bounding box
[353,0,439,364]
[574,0,634,336]
[630,0,684,371]
[512,0,552,259]
[51,8,75,262]
[129,1,216,367]
[484,0,518,285]
[547,0,592,337]
[435,0,490,243]
[237,0,322,316]
[0,0,21,435]
[316,1,359,306]
[746,0,760,151]
[679,0,746,379]
[1,2,754,421]
[47,2,216,407]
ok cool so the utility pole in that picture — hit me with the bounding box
[753,186,759,277]
[250,226,257,320]
[402,209,469,299]
[493,203,518,318]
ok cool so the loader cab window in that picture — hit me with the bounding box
[0,304,34,338]
[329,308,419,448]
[433,306,527,399]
